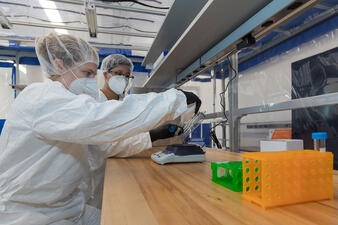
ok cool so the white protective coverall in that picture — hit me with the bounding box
[86,90,153,208]
[0,79,187,225]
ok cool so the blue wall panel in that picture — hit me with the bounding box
[0,119,5,135]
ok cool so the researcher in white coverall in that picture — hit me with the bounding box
[0,32,200,225]
[87,54,190,209]
[97,53,133,102]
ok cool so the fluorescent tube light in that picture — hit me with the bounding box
[85,0,97,38]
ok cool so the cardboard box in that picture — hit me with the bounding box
[268,129,292,139]
[260,139,304,152]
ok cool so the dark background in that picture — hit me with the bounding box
[292,47,338,169]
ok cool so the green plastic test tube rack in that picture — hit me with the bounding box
[211,161,243,192]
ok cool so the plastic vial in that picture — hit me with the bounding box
[312,132,328,152]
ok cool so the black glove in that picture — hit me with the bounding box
[149,124,183,142]
[179,90,201,114]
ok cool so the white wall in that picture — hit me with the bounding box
[0,67,14,118]
[19,65,46,84]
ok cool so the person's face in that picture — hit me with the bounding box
[72,63,98,78]
[63,62,98,86]
[103,65,132,83]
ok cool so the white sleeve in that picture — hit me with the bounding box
[32,88,187,145]
[99,132,152,158]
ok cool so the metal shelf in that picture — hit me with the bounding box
[142,0,208,68]
[235,92,338,117]
[204,92,338,151]
[143,0,320,88]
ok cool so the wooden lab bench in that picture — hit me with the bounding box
[101,148,338,225]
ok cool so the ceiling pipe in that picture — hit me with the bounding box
[0,35,150,51]
[48,0,166,16]
[10,20,156,38]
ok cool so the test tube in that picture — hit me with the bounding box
[312,132,328,152]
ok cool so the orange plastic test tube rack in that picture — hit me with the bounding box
[242,150,333,209]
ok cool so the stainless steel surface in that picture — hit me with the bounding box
[15,55,19,90]
[239,4,338,66]
[129,87,167,94]
[212,68,216,148]
[175,0,320,88]
[228,53,240,152]
[144,0,272,87]
[49,0,167,16]
[144,0,321,88]
[142,0,208,67]
[245,122,291,129]
[221,67,227,148]
[203,112,229,120]
[252,0,320,40]
[11,21,156,38]
[203,90,338,126]
[204,92,338,152]
[235,92,338,117]
[231,92,338,152]
[212,69,216,115]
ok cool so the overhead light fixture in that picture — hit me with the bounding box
[85,0,97,38]
[0,8,12,29]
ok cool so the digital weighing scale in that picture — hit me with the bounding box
[151,144,206,165]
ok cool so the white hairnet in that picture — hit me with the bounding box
[101,54,134,72]
[35,32,99,75]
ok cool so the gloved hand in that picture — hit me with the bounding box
[179,90,201,114]
[149,124,183,142]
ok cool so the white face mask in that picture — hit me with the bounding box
[67,70,99,99]
[108,75,129,95]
